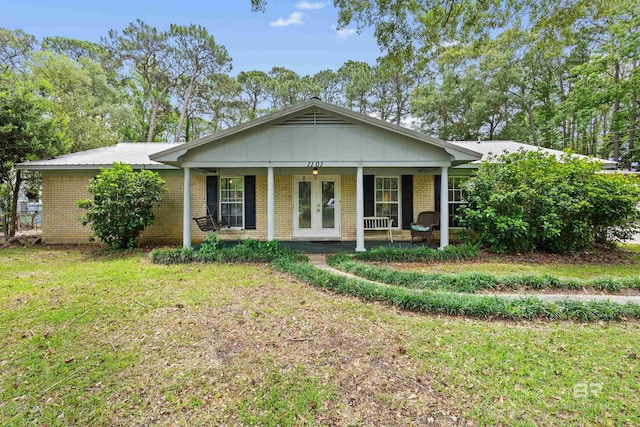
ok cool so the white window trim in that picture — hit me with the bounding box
[374,175,401,230]
[448,176,469,228]
[220,176,244,229]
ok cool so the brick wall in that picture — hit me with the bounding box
[41,173,94,244]
[41,171,448,245]
[340,174,436,241]
[274,175,293,241]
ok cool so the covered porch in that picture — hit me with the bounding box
[179,166,456,252]
[149,98,482,252]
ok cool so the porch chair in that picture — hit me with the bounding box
[410,211,440,244]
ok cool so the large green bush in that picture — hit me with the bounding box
[78,163,165,249]
[460,150,640,253]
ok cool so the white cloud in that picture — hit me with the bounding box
[296,1,328,9]
[333,26,356,40]
[270,11,305,27]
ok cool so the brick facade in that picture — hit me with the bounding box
[41,171,450,245]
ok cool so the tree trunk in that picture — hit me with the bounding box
[174,79,195,142]
[9,169,22,238]
[526,105,538,145]
[147,99,159,142]
[627,96,637,170]
[612,60,621,163]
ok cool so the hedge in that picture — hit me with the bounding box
[272,258,640,321]
[352,243,480,262]
[327,255,640,293]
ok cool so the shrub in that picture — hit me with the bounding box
[273,257,640,321]
[352,243,480,262]
[150,247,195,264]
[78,163,165,250]
[460,150,640,253]
[150,237,304,264]
[327,256,640,293]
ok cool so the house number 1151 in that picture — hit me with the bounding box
[307,161,323,167]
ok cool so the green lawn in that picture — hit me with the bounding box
[1,247,639,426]
[391,261,640,280]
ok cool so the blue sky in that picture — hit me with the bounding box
[1,0,383,75]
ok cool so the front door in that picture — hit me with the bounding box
[293,176,341,239]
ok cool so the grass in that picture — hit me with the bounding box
[327,254,640,293]
[1,246,639,425]
[400,261,640,280]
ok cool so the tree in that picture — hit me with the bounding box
[41,36,107,63]
[170,24,232,142]
[266,67,304,109]
[102,20,177,142]
[460,150,640,253]
[0,28,36,72]
[411,69,482,140]
[312,69,342,104]
[30,51,119,151]
[337,60,375,113]
[0,71,71,237]
[77,163,165,249]
[373,54,427,125]
[237,70,270,119]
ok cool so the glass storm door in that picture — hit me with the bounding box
[293,176,340,239]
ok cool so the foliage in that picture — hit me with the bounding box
[0,70,71,237]
[150,236,303,264]
[460,150,640,253]
[29,51,120,151]
[0,28,36,72]
[273,257,640,321]
[169,24,232,142]
[352,243,479,262]
[77,163,165,249]
[327,255,640,293]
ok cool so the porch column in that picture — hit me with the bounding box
[267,166,275,240]
[356,166,366,252]
[183,167,192,249]
[439,166,449,249]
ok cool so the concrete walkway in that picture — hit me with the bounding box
[307,254,640,304]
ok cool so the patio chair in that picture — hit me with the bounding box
[410,211,440,244]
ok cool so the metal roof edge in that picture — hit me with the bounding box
[15,163,178,171]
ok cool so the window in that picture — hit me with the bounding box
[220,177,243,228]
[375,177,399,227]
[448,176,469,227]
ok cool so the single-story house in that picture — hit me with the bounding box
[17,98,616,251]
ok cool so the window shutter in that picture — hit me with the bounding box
[206,175,218,217]
[434,175,441,213]
[401,175,413,229]
[244,175,256,230]
[364,175,375,217]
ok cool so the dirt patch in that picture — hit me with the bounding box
[105,273,466,426]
